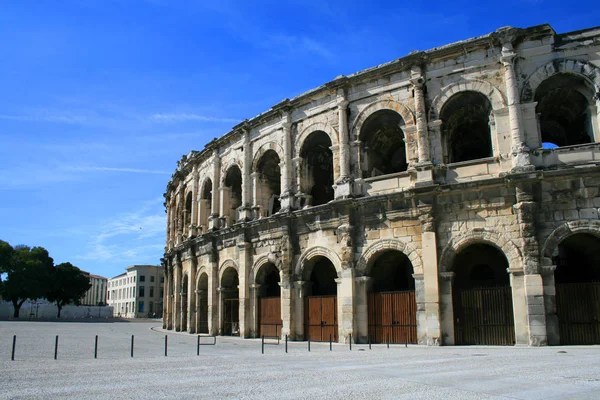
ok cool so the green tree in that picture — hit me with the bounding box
[0,240,15,298]
[2,245,54,318]
[46,262,91,318]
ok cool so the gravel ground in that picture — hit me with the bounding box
[0,321,599,399]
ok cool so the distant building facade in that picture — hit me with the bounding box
[80,272,108,306]
[107,265,164,318]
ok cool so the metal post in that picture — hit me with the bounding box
[387,334,390,349]
[54,335,59,360]
[164,335,168,357]
[131,335,134,358]
[329,334,332,351]
[261,335,264,354]
[285,335,288,353]
[349,334,352,351]
[11,335,16,361]
[94,335,98,359]
[308,336,310,352]
[197,335,200,356]
[368,334,371,350]
[405,333,408,348]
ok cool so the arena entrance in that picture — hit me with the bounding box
[452,244,515,345]
[221,268,239,336]
[367,250,417,344]
[181,275,188,331]
[256,262,282,337]
[197,273,209,334]
[553,233,600,345]
[304,256,338,342]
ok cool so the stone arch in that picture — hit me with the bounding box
[356,239,423,276]
[351,98,416,139]
[521,59,600,103]
[220,159,243,186]
[252,141,284,172]
[540,220,600,269]
[294,246,343,281]
[250,254,283,285]
[200,177,213,199]
[295,121,339,157]
[195,265,209,287]
[429,79,507,121]
[439,229,523,274]
[218,259,239,282]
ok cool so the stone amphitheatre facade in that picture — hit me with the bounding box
[162,24,600,346]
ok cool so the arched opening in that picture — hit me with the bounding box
[184,192,193,237]
[223,165,242,226]
[181,275,189,332]
[199,179,212,233]
[553,233,600,344]
[255,150,281,217]
[197,272,209,334]
[304,256,338,341]
[367,250,417,344]
[360,110,407,177]
[535,73,595,148]
[452,243,515,345]
[256,262,282,337]
[440,91,493,163]
[300,131,334,207]
[221,267,239,336]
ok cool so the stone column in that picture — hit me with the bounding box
[249,284,261,338]
[208,261,219,336]
[427,120,443,165]
[188,255,197,333]
[421,213,441,345]
[173,259,182,331]
[335,93,352,198]
[541,266,559,345]
[524,273,547,346]
[501,42,532,171]
[163,266,170,329]
[251,172,262,218]
[190,166,199,237]
[166,199,172,250]
[293,281,307,340]
[209,149,221,230]
[354,276,371,343]
[413,274,426,345]
[336,269,355,344]
[217,287,224,335]
[176,187,184,245]
[219,186,231,227]
[280,273,292,339]
[509,268,529,345]
[411,68,434,185]
[239,129,252,221]
[280,111,294,211]
[238,242,252,338]
[438,272,454,345]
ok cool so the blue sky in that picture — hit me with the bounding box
[0,1,597,279]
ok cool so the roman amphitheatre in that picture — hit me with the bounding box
[161,23,600,347]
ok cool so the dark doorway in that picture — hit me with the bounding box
[221,268,239,336]
[256,262,282,337]
[304,257,338,341]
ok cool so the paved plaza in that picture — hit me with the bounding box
[0,321,599,399]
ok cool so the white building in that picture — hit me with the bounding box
[80,272,108,306]
[107,265,164,318]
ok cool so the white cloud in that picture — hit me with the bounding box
[151,113,240,123]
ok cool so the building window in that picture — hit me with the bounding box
[139,286,145,297]
[132,287,135,298]
[150,276,155,283]
[150,287,154,298]
[140,275,145,282]
[138,301,144,313]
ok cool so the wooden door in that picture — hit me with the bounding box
[259,296,282,338]
[305,296,337,342]
[556,282,600,345]
[368,291,417,344]
[454,286,515,345]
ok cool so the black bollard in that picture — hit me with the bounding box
[285,335,288,354]
[261,335,264,354]
[164,335,168,357]
[349,334,352,351]
[197,335,200,356]
[387,334,390,349]
[368,335,371,350]
[94,335,98,359]
[405,333,408,348]
[329,334,332,351]
[11,335,16,361]
[308,336,310,352]
[131,335,134,358]
[54,335,59,360]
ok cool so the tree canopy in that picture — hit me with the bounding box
[46,262,92,318]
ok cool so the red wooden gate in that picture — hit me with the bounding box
[556,282,600,345]
[305,296,337,342]
[454,286,515,345]
[368,291,417,344]
[259,296,282,338]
